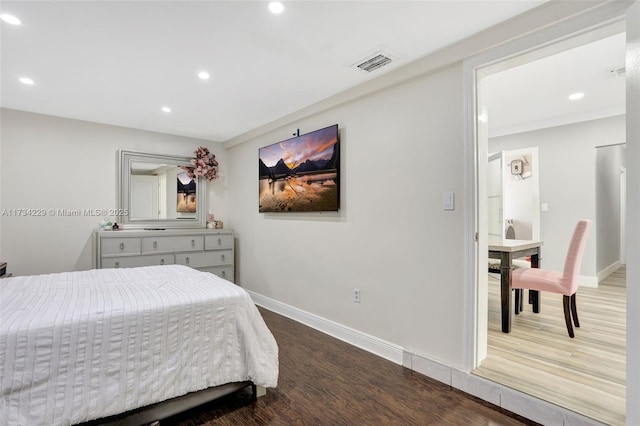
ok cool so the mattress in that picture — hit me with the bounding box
[0,265,278,426]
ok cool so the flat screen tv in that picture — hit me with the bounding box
[259,124,339,212]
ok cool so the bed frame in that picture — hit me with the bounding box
[81,382,266,425]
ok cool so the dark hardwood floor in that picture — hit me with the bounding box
[165,308,537,425]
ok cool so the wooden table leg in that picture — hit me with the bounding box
[530,252,540,268]
[500,252,512,333]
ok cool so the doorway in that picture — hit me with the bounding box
[467,21,628,425]
[596,143,627,280]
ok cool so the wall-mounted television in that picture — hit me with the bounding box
[259,124,339,212]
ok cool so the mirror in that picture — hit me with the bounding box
[119,150,206,229]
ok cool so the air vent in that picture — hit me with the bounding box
[356,53,393,73]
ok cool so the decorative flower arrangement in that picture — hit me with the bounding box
[188,146,219,182]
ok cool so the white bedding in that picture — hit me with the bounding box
[0,265,278,426]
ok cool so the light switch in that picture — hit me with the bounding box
[541,203,549,212]
[443,191,455,211]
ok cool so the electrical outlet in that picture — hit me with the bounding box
[353,288,361,303]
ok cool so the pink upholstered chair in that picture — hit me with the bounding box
[511,219,592,338]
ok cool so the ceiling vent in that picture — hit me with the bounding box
[355,52,393,73]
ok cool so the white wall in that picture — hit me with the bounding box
[0,108,226,275]
[226,63,468,367]
[0,127,3,263]
[489,115,625,279]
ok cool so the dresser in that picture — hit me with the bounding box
[95,229,234,282]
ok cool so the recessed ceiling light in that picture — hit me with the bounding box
[161,106,171,113]
[19,77,34,85]
[568,92,584,101]
[0,14,21,25]
[198,71,210,80]
[268,2,284,14]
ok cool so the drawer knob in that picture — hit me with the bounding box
[221,254,225,261]
[115,262,120,268]
[221,270,226,277]
[160,258,165,265]
[119,242,124,250]
[185,257,190,265]
[218,238,221,245]
[153,241,158,249]
[191,239,195,247]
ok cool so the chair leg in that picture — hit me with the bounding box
[563,295,575,338]
[531,290,540,313]
[514,289,521,315]
[519,290,524,312]
[570,293,580,328]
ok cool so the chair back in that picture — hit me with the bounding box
[505,225,516,239]
[562,220,592,294]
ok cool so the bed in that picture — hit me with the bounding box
[0,265,279,425]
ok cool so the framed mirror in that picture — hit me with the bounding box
[119,150,206,229]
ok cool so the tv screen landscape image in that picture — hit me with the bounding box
[259,124,339,212]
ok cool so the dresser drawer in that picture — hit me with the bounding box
[101,237,141,255]
[199,266,234,282]
[177,250,232,267]
[142,236,204,253]
[102,254,175,269]
[175,251,214,268]
[205,234,233,250]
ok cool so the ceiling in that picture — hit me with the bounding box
[1,0,551,142]
[485,31,626,138]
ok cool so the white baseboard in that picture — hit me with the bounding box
[249,290,605,425]
[247,290,404,364]
[598,261,621,282]
[580,274,598,288]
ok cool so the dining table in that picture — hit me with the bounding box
[488,237,543,333]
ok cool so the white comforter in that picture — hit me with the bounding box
[0,265,278,426]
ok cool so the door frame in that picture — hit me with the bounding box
[462,1,639,423]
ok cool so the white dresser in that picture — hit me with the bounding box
[95,229,235,282]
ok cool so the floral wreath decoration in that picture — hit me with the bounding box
[186,146,219,182]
